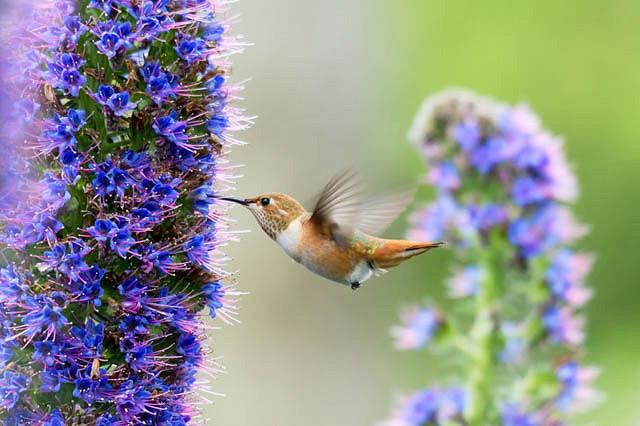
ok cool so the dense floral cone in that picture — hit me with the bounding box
[382,90,598,426]
[0,0,249,423]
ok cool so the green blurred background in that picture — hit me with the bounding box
[204,1,640,424]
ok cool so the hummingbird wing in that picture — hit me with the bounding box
[354,188,416,236]
[309,170,415,245]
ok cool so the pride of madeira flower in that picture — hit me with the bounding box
[382,90,599,426]
[0,0,249,423]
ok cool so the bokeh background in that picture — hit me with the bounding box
[206,1,640,424]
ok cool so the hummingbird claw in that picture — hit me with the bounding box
[351,282,361,290]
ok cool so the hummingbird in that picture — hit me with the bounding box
[219,171,444,289]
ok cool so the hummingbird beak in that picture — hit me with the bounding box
[216,196,250,206]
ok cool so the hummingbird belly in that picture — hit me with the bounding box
[296,240,372,286]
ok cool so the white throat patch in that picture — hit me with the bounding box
[276,217,302,258]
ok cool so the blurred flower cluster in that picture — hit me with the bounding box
[383,90,598,425]
[0,0,249,423]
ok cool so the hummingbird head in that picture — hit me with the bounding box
[219,193,306,239]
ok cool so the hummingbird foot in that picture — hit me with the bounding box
[351,282,361,290]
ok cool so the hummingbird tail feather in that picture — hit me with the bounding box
[369,241,444,269]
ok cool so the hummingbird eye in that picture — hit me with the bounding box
[260,197,270,206]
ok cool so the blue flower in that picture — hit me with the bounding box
[542,305,584,346]
[427,161,460,190]
[384,387,466,426]
[93,85,137,116]
[190,184,215,216]
[94,21,135,58]
[207,114,229,136]
[47,54,86,97]
[114,380,152,421]
[501,404,541,426]
[140,61,179,105]
[176,333,202,366]
[202,282,225,319]
[555,361,599,412]
[33,341,65,367]
[70,319,104,356]
[455,120,481,151]
[39,369,63,393]
[511,176,550,206]
[88,0,131,14]
[391,306,441,350]
[21,295,69,340]
[0,371,29,410]
[73,366,114,404]
[470,137,510,174]
[175,36,207,64]
[153,111,189,146]
[203,24,225,42]
[119,314,150,337]
[42,409,66,426]
[88,219,118,243]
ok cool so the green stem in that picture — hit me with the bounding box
[465,247,502,425]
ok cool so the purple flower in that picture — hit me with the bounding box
[207,114,229,135]
[20,295,69,340]
[427,161,461,190]
[511,176,550,206]
[115,381,152,421]
[546,250,593,306]
[42,409,65,426]
[153,111,191,148]
[190,183,215,216]
[93,85,137,116]
[39,369,62,393]
[201,281,241,323]
[176,333,202,366]
[88,0,131,14]
[542,305,584,345]
[87,219,118,243]
[555,361,600,412]
[448,264,483,298]
[455,120,481,151]
[140,61,179,105]
[119,314,150,337]
[501,405,543,426]
[47,53,86,97]
[94,21,135,58]
[175,36,207,64]
[0,371,29,410]
[33,341,65,367]
[382,387,466,426]
[391,306,441,350]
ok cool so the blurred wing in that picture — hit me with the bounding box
[310,169,365,234]
[310,171,415,244]
[354,188,415,236]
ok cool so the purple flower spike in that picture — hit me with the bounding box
[0,0,247,422]
[383,90,596,425]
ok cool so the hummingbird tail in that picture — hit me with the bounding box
[369,240,445,269]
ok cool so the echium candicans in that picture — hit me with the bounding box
[382,90,599,426]
[0,0,249,423]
